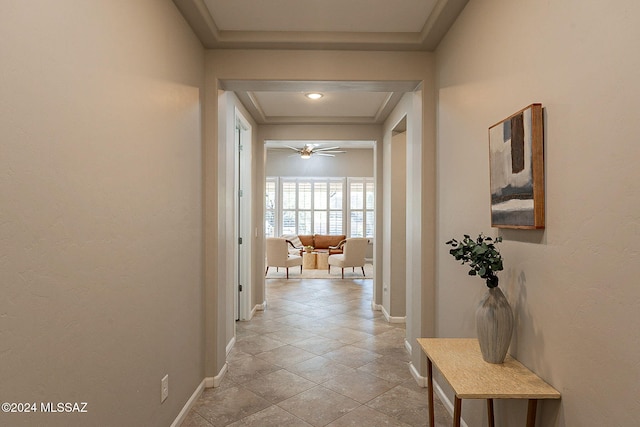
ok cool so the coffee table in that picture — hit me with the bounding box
[316,252,329,270]
[302,252,316,269]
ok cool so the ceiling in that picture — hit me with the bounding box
[174,0,468,132]
[174,0,468,51]
[220,80,422,126]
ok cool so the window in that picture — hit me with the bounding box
[348,178,374,238]
[281,181,297,235]
[328,181,343,234]
[265,178,277,237]
[276,178,344,236]
[266,177,373,238]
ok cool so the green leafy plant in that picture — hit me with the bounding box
[445,234,504,288]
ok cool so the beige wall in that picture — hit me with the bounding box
[435,0,640,425]
[0,1,205,426]
[390,131,407,317]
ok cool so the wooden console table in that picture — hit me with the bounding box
[417,338,560,427]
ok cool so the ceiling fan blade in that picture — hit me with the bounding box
[319,150,346,154]
[314,146,340,151]
[284,145,301,152]
[316,153,335,157]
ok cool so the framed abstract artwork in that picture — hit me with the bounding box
[489,103,545,229]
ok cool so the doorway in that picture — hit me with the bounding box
[382,117,407,320]
[206,74,431,388]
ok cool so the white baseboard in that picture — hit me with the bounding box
[204,361,228,389]
[404,338,412,355]
[371,300,382,311]
[213,362,228,387]
[433,381,470,427]
[248,301,266,319]
[409,362,427,387]
[170,379,205,427]
[226,336,236,356]
[248,306,256,319]
[408,363,469,427]
[381,305,406,324]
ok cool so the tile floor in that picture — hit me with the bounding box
[181,276,452,427]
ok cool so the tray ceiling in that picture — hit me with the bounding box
[174,0,468,125]
[174,0,469,51]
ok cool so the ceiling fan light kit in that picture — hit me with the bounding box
[305,92,323,100]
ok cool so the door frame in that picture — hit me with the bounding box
[234,108,252,321]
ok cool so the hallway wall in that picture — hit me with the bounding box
[0,1,205,426]
[435,0,640,425]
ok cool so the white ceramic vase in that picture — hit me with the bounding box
[476,286,514,364]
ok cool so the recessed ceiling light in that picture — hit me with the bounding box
[305,92,323,100]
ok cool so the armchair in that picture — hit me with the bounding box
[265,238,303,279]
[327,238,368,279]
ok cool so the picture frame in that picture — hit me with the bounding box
[488,103,544,229]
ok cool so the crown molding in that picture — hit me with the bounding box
[174,0,468,51]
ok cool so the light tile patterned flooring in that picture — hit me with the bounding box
[181,277,451,427]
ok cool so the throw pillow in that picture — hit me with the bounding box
[282,234,303,248]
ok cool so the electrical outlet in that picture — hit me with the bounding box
[161,374,169,403]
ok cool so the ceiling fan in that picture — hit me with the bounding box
[285,144,346,159]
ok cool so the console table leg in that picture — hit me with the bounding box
[487,398,495,427]
[427,358,434,427]
[453,396,462,427]
[526,399,538,427]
